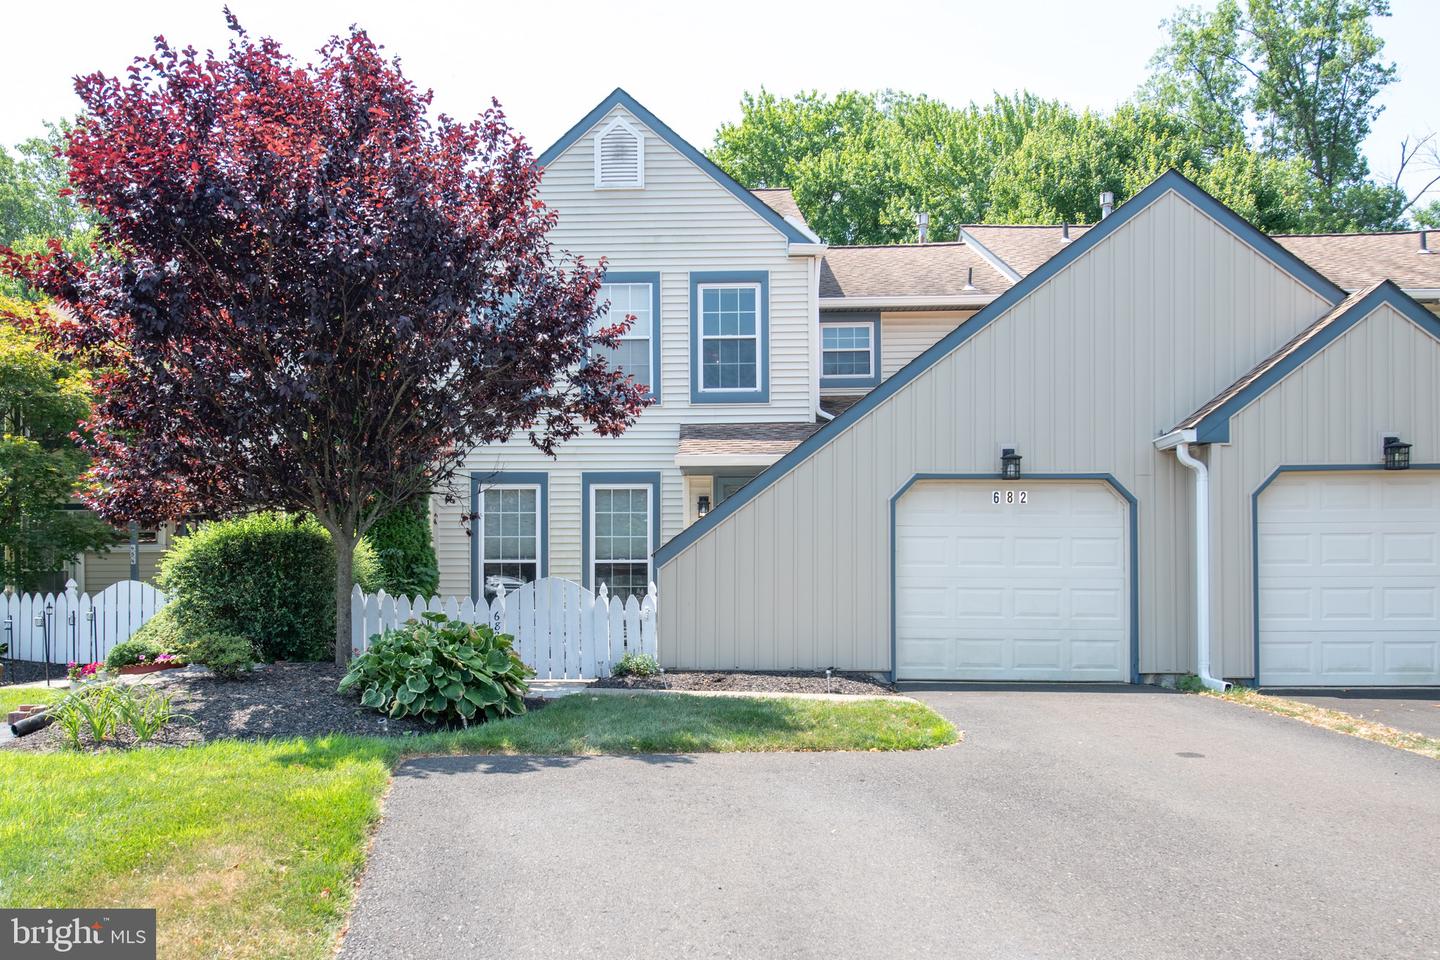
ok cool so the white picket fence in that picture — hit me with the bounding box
[1,579,167,666]
[351,577,658,679]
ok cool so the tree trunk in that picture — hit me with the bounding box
[335,533,358,666]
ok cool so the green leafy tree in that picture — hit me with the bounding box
[1145,0,1408,226]
[0,123,93,297]
[0,298,115,591]
[366,499,440,597]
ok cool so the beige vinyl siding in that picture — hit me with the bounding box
[433,104,816,596]
[83,548,161,593]
[879,311,976,379]
[660,188,1333,673]
[1204,302,1440,678]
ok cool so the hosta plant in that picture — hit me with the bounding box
[339,613,533,725]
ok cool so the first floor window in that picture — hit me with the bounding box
[699,284,760,391]
[821,324,874,378]
[479,485,540,592]
[595,281,654,395]
[591,485,652,601]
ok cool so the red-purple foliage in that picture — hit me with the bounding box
[1,15,649,660]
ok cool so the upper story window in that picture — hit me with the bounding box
[594,272,661,402]
[822,324,874,378]
[594,117,644,189]
[819,315,882,389]
[689,272,770,404]
[699,285,760,392]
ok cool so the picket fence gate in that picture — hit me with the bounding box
[1,579,167,666]
[351,577,657,679]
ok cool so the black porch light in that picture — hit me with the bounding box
[1383,436,1412,471]
[697,495,711,517]
[1000,447,1023,480]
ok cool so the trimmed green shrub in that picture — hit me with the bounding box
[104,633,187,669]
[157,512,383,662]
[339,613,533,725]
[189,632,257,680]
[611,651,661,678]
[124,605,188,656]
[366,500,440,597]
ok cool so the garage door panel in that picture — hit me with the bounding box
[895,480,1129,682]
[1258,472,1440,686]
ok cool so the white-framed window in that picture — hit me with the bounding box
[698,283,761,392]
[821,324,875,378]
[478,485,541,589]
[589,484,652,601]
[595,281,654,395]
[594,117,644,189]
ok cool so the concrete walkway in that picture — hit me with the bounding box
[339,686,1439,960]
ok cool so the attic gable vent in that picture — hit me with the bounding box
[594,117,644,189]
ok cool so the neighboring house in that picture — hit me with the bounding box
[656,169,1440,688]
[430,89,829,601]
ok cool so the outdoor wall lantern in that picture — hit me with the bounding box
[1383,435,1412,471]
[697,495,711,517]
[1000,448,1023,480]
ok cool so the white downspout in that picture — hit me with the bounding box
[1174,441,1229,692]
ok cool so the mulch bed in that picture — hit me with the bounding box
[1,659,71,687]
[593,670,896,696]
[5,661,546,753]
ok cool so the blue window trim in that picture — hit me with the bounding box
[598,271,662,404]
[537,89,811,246]
[580,471,663,591]
[655,170,1345,570]
[690,271,770,404]
[470,471,549,599]
[1248,463,1440,688]
[1194,282,1440,443]
[819,312,882,389]
[888,474,1140,684]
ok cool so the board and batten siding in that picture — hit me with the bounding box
[660,188,1333,674]
[433,103,818,596]
[1204,301,1440,678]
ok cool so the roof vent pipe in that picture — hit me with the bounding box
[963,267,977,292]
[1060,222,1071,243]
[1421,230,1433,255]
[1100,191,1115,219]
[916,211,930,244]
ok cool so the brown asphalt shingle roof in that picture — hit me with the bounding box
[751,188,810,233]
[962,224,1094,277]
[1173,282,1385,432]
[820,243,1010,299]
[1271,232,1440,291]
[677,422,823,457]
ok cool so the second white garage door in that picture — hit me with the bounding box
[1258,471,1440,686]
[894,480,1131,681]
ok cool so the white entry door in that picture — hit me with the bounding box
[894,480,1130,681]
[1257,471,1440,686]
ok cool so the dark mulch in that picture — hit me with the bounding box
[6,661,546,753]
[593,670,896,696]
[1,659,71,687]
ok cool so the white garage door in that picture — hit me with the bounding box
[895,480,1130,681]
[1258,472,1440,686]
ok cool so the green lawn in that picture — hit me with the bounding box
[0,692,955,960]
[0,685,64,715]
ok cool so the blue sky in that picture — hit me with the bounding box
[4,0,1436,208]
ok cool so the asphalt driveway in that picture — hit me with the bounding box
[340,687,1440,960]
[1263,687,1440,739]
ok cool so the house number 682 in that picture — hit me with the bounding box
[992,490,1028,505]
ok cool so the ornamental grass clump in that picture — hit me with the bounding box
[339,613,533,726]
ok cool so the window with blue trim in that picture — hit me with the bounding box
[478,485,540,592]
[591,485,652,601]
[699,284,760,392]
[594,281,654,395]
[821,324,874,378]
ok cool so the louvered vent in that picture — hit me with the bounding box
[594,119,643,188]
